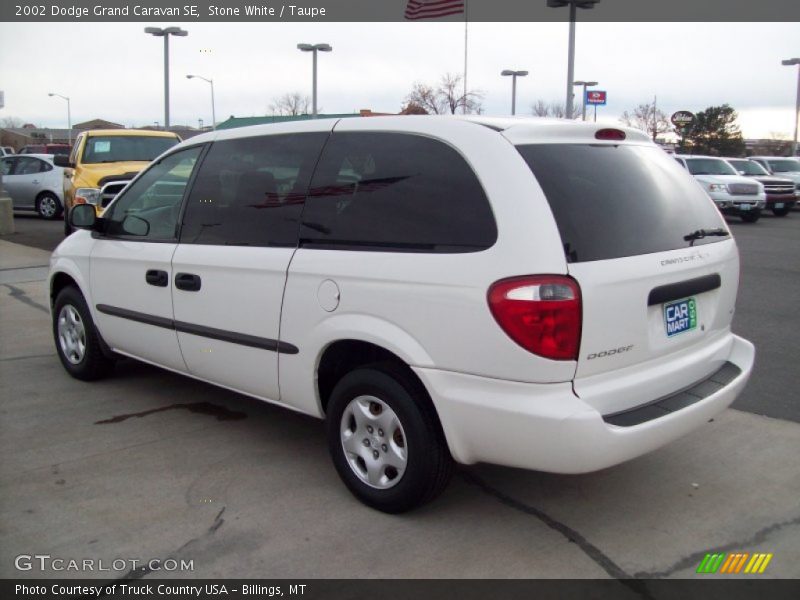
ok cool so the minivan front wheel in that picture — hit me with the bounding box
[327,364,453,513]
[53,286,114,380]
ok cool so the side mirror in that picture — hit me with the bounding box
[53,155,74,169]
[121,215,150,237]
[69,204,97,229]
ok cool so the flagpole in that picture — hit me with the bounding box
[463,0,468,114]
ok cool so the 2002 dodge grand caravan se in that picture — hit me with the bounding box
[50,116,755,512]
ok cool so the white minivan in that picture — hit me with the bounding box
[49,117,755,512]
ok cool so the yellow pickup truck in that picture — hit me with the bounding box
[56,129,180,235]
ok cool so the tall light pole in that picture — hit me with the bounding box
[501,70,529,116]
[573,80,598,121]
[144,26,188,129]
[186,74,216,130]
[48,93,71,144]
[297,43,332,118]
[783,58,800,156]
[547,0,601,119]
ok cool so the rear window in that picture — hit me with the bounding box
[82,135,179,164]
[517,144,727,263]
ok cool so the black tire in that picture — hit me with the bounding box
[53,286,114,381]
[772,206,790,217]
[740,210,761,223]
[36,192,63,220]
[326,362,453,513]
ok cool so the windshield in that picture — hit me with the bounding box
[766,159,800,173]
[82,135,179,164]
[684,158,737,176]
[728,159,768,176]
[516,144,727,263]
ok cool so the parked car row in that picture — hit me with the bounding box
[674,155,799,223]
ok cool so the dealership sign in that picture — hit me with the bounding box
[585,90,607,105]
[671,110,695,127]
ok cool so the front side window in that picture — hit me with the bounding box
[82,135,179,164]
[180,133,328,247]
[103,146,202,241]
[1,158,14,176]
[299,132,496,252]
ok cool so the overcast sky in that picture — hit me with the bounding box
[0,21,798,138]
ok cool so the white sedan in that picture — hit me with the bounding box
[0,153,66,219]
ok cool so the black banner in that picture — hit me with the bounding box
[3,579,800,600]
[1,0,800,23]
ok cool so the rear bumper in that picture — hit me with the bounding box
[415,334,754,474]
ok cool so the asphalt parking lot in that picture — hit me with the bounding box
[1,213,799,582]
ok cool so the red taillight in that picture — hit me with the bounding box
[488,275,582,361]
[595,128,626,141]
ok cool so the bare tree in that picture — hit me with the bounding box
[400,101,429,115]
[269,92,312,116]
[531,100,550,117]
[0,116,24,128]
[404,73,483,116]
[529,101,579,119]
[620,102,672,140]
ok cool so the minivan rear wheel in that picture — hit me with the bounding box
[53,286,114,380]
[326,363,453,513]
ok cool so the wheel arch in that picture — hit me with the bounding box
[316,339,445,438]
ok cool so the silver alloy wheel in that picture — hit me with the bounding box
[57,304,86,365]
[39,195,58,218]
[340,395,408,489]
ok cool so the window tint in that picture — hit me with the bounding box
[299,132,496,252]
[684,158,737,176]
[15,157,45,175]
[180,133,328,247]
[82,135,179,164]
[517,144,727,263]
[103,146,202,241]
[728,160,767,176]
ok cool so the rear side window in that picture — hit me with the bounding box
[180,133,328,247]
[300,132,496,252]
[517,144,727,263]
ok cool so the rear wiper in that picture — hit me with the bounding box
[684,228,730,246]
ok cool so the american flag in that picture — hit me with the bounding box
[405,0,465,21]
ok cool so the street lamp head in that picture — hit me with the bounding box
[298,43,332,52]
[145,26,187,37]
[48,93,55,96]
[547,0,601,8]
[573,80,598,86]
[782,58,800,66]
[163,27,188,36]
[502,70,529,77]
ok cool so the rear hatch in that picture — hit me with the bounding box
[514,141,738,397]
